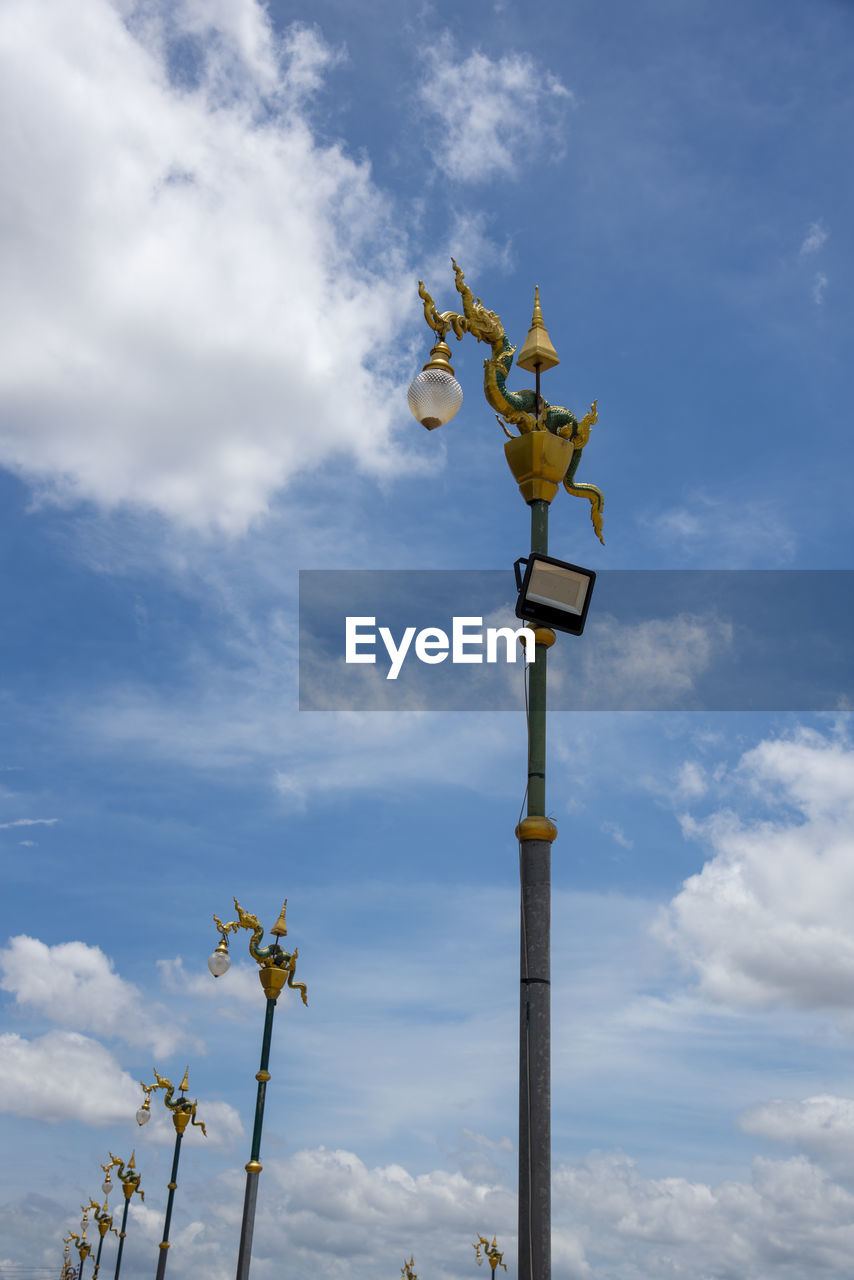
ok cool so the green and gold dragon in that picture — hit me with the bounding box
[418,260,604,543]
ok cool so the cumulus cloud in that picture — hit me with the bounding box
[418,38,572,182]
[0,0,417,531]
[220,1147,517,1279]
[656,729,854,1012]
[0,1030,142,1123]
[0,935,186,1055]
[557,1149,854,1279]
[741,1095,854,1173]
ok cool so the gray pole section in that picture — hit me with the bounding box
[518,494,554,1280]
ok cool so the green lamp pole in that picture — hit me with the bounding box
[101,1152,144,1280]
[408,263,603,1280]
[208,898,308,1280]
[136,1068,207,1280]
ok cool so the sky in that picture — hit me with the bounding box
[1,0,854,1277]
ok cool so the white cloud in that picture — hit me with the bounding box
[812,271,828,305]
[0,1030,141,1123]
[557,1149,854,1279]
[0,0,418,531]
[799,220,828,256]
[656,729,854,1012]
[676,760,707,798]
[0,818,58,828]
[741,1095,854,1172]
[0,935,186,1055]
[575,612,732,709]
[602,820,633,850]
[418,38,572,183]
[640,491,798,566]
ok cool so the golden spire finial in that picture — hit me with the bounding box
[179,1066,190,1093]
[270,900,288,937]
[128,1151,136,1169]
[516,285,560,374]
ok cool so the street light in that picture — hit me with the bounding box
[60,1240,77,1280]
[408,262,603,1280]
[209,897,308,1280]
[101,1153,144,1280]
[85,1198,117,1280]
[137,1068,206,1280]
[474,1235,509,1273]
[65,1207,92,1280]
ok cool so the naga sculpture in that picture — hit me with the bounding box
[417,260,604,543]
[473,1234,508,1272]
[213,897,308,1005]
[104,1152,144,1202]
[140,1067,207,1136]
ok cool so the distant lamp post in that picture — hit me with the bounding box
[85,1199,117,1280]
[101,1153,144,1280]
[474,1235,508,1273]
[66,1207,92,1280]
[209,897,308,1280]
[409,263,603,1280]
[60,1239,77,1280]
[137,1068,207,1280]
[401,1258,418,1280]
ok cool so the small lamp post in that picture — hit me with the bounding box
[101,1153,144,1280]
[60,1240,77,1280]
[137,1068,206,1280]
[85,1198,117,1280]
[474,1235,508,1273]
[209,897,308,1280]
[66,1208,92,1280]
[409,263,603,1280]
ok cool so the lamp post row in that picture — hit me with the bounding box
[59,264,600,1280]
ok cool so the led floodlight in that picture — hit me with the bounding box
[514,553,596,636]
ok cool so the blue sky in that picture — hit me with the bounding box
[1,0,854,1277]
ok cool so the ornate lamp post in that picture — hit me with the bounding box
[474,1235,508,1273]
[137,1068,206,1280]
[208,897,308,1280]
[60,1240,77,1280]
[408,263,603,1280]
[85,1199,117,1280]
[66,1207,92,1280]
[101,1152,144,1280]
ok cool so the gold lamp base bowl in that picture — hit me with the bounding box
[258,965,288,1001]
[504,432,573,504]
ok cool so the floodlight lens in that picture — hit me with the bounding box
[526,562,590,615]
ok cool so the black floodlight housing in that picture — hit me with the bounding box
[514,553,596,636]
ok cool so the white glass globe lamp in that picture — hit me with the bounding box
[208,941,231,978]
[407,341,463,430]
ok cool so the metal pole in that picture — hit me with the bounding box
[113,1195,131,1280]
[91,1235,104,1280]
[154,1129,183,1280]
[518,495,552,1280]
[235,996,277,1280]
